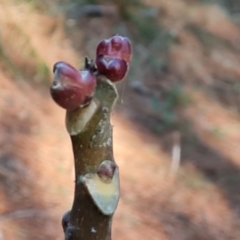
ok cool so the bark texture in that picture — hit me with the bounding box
[63,76,120,240]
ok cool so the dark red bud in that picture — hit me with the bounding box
[96,34,132,64]
[50,61,96,111]
[97,160,117,182]
[96,56,128,82]
[79,69,97,97]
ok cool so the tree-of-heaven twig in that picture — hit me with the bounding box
[50,35,132,240]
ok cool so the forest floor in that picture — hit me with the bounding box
[1,0,240,239]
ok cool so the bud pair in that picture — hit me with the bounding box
[96,35,132,82]
[50,35,132,110]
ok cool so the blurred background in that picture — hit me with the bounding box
[1,0,240,239]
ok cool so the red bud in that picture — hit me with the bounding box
[97,160,117,182]
[50,61,96,111]
[96,34,132,64]
[96,56,128,82]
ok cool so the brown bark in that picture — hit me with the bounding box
[62,76,120,240]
